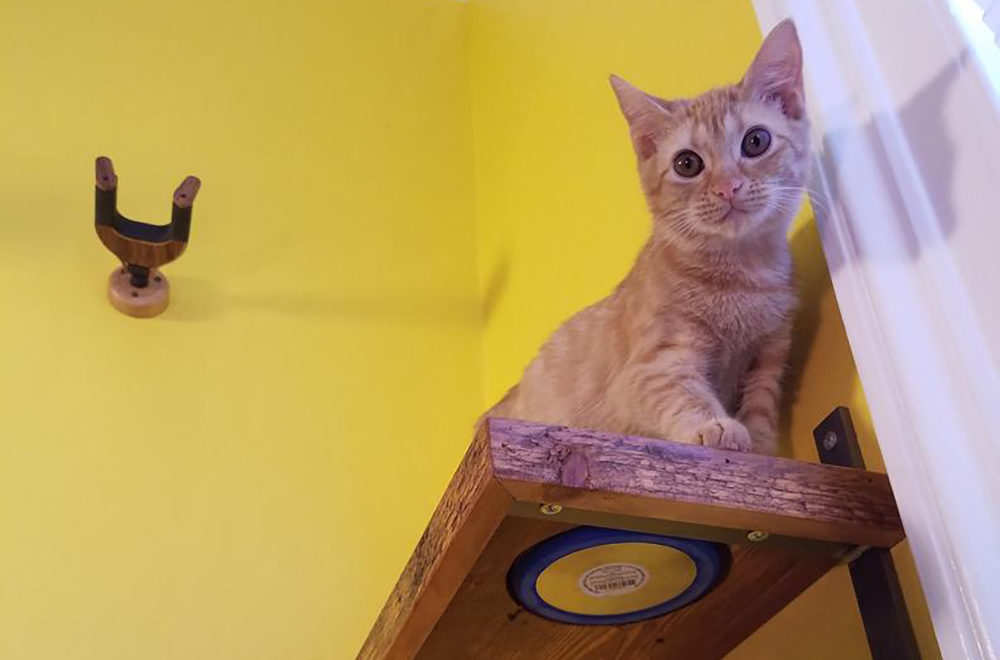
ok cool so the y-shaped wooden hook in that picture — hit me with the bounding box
[94,156,201,317]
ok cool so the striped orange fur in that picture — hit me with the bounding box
[485,21,809,455]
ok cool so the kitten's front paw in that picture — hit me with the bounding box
[694,417,752,452]
[742,418,778,455]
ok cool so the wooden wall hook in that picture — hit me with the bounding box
[94,156,200,318]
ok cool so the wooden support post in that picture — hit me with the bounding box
[814,407,921,660]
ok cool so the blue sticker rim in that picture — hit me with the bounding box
[507,526,729,626]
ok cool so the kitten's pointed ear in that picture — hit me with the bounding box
[742,19,805,119]
[610,75,671,160]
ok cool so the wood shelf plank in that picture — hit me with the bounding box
[416,517,837,660]
[358,418,906,659]
[357,427,513,660]
[490,418,904,548]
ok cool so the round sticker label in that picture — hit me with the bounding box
[578,563,648,597]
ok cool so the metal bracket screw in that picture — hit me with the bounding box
[823,431,839,451]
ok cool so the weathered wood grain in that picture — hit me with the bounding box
[416,516,836,660]
[487,418,904,548]
[356,426,513,660]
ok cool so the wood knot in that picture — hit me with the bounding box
[559,450,590,488]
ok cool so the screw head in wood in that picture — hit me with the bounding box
[823,431,839,451]
[107,267,169,318]
[747,530,769,543]
[539,503,563,516]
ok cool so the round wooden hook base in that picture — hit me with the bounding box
[108,267,170,318]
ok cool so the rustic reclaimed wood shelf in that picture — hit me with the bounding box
[358,416,906,660]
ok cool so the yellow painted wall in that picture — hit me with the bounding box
[467,1,940,658]
[0,1,943,658]
[0,2,482,659]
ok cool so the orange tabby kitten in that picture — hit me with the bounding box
[485,21,809,455]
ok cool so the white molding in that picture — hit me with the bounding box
[752,2,1000,659]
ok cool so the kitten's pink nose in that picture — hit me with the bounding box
[713,178,745,201]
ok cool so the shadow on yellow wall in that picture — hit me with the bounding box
[782,212,870,458]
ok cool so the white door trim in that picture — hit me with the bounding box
[751,2,1000,658]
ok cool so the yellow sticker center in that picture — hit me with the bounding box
[535,542,697,616]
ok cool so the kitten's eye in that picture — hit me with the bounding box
[673,150,704,178]
[741,127,772,158]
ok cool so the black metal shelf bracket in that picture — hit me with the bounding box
[814,407,922,660]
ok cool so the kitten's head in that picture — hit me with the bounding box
[611,20,809,247]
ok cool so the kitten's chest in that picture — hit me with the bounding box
[684,285,793,411]
[682,285,793,345]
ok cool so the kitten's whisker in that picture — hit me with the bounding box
[766,188,827,215]
[766,185,832,214]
